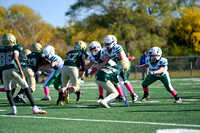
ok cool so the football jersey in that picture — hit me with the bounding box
[104,44,129,64]
[95,66,126,83]
[64,49,88,68]
[27,52,47,73]
[0,45,23,70]
[14,57,28,70]
[88,48,116,66]
[49,54,64,73]
[145,56,168,77]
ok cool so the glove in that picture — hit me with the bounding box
[148,71,154,75]
[90,67,98,75]
[135,65,140,69]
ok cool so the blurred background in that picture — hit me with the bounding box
[0,0,200,80]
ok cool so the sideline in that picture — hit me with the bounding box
[0,115,200,128]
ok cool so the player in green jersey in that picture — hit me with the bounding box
[13,43,50,104]
[0,33,46,114]
[56,40,89,105]
[95,66,130,108]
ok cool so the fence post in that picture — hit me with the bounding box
[190,59,192,78]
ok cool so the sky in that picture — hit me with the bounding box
[0,0,77,27]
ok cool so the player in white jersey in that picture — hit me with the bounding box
[136,47,182,103]
[40,45,75,101]
[90,35,138,104]
[86,41,126,103]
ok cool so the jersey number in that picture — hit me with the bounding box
[66,53,78,61]
[27,58,36,66]
[0,52,13,67]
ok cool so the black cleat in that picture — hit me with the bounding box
[13,97,21,103]
[141,93,150,102]
[98,95,104,100]
[76,91,84,101]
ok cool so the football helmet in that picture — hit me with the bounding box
[103,35,117,50]
[21,49,31,59]
[1,33,17,46]
[117,60,129,73]
[74,40,87,50]
[148,47,162,62]
[89,41,102,56]
[30,43,43,52]
[43,45,55,58]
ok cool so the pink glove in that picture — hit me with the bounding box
[90,67,98,75]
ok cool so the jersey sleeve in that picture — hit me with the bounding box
[160,58,168,66]
[115,45,123,53]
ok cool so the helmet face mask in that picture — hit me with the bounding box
[89,41,102,56]
[148,47,162,62]
[103,35,117,50]
[1,33,17,46]
[74,40,87,50]
[43,45,55,58]
[30,43,43,52]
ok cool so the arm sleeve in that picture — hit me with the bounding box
[80,54,86,71]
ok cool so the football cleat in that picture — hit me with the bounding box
[100,100,110,108]
[33,109,47,114]
[98,95,104,100]
[124,99,130,107]
[17,94,26,104]
[57,100,64,105]
[174,98,182,103]
[13,97,21,103]
[76,91,84,101]
[141,94,150,102]
[131,93,138,103]
[9,107,17,115]
[41,96,51,101]
[96,99,102,103]
[64,90,70,104]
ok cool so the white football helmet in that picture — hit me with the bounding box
[43,45,55,58]
[103,35,117,50]
[89,41,102,56]
[148,47,162,62]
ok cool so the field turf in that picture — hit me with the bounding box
[0,78,200,133]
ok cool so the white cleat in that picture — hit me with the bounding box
[174,98,182,103]
[100,100,110,108]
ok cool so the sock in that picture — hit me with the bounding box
[6,90,15,106]
[58,92,64,101]
[32,106,40,112]
[170,89,177,96]
[11,87,17,95]
[116,87,124,96]
[103,93,117,103]
[24,88,36,106]
[98,86,104,96]
[125,84,134,94]
[143,87,149,92]
[0,88,6,92]
[44,87,49,97]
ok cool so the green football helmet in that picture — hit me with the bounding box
[1,33,17,46]
[74,40,87,50]
[30,43,43,52]
[21,49,31,59]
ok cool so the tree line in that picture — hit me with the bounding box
[0,0,200,59]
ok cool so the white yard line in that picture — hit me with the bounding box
[0,115,200,128]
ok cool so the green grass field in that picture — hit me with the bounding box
[0,78,200,133]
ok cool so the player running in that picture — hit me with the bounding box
[136,47,182,103]
[0,33,46,114]
[56,40,88,105]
